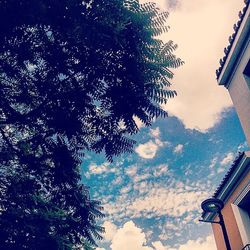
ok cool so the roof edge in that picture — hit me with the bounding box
[202,151,250,220]
[216,0,250,86]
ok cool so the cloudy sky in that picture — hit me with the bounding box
[82,1,248,249]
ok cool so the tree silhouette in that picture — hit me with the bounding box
[0,0,182,249]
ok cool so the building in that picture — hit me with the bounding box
[216,0,250,146]
[202,152,250,250]
[202,1,250,249]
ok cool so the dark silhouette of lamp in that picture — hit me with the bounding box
[200,198,232,250]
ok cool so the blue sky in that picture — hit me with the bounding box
[81,1,248,249]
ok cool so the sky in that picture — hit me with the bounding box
[82,1,248,249]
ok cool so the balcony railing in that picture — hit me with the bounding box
[242,244,250,250]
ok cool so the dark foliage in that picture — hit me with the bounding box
[0,0,182,249]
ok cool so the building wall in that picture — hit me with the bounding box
[212,170,250,250]
[228,40,250,147]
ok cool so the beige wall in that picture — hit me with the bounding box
[212,170,250,250]
[228,40,250,147]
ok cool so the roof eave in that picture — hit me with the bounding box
[218,5,250,87]
[202,151,250,220]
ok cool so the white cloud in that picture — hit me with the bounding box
[217,167,225,174]
[152,241,167,250]
[153,164,169,177]
[173,144,183,154]
[155,138,165,147]
[134,116,145,129]
[120,185,132,194]
[151,235,216,250]
[217,152,234,173]
[127,186,208,218]
[133,173,151,183]
[103,221,118,242]
[150,127,161,138]
[112,176,123,185]
[174,235,216,250]
[209,157,218,169]
[135,140,159,159]
[104,179,210,224]
[126,165,138,177]
[220,152,234,166]
[142,0,244,131]
[133,181,149,194]
[89,162,109,174]
[237,141,248,151]
[135,135,166,159]
[105,221,216,250]
[111,221,153,250]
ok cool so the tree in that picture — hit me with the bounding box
[0,135,104,249]
[0,0,182,249]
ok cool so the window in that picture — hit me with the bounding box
[243,59,250,76]
[239,191,250,219]
[243,59,250,88]
[232,183,250,246]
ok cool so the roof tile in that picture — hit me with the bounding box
[216,0,250,79]
[213,151,244,198]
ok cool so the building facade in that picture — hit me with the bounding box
[216,0,250,146]
[202,1,250,249]
[203,152,250,250]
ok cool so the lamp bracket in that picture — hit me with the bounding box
[199,219,220,224]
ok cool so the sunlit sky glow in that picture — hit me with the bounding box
[82,1,248,249]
